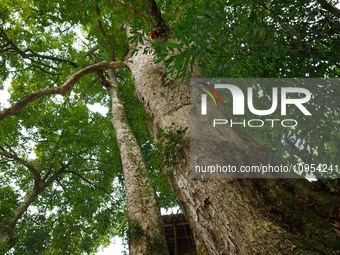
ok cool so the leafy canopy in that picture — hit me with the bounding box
[0,0,339,254]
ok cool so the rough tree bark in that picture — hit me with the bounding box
[104,69,168,255]
[94,5,169,250]
[126,36,340,255]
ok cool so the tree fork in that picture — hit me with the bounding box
[0,61,126,121]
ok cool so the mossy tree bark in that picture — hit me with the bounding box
[94,7,169,252]
[105,69,168,255]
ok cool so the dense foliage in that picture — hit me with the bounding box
[0,0,339,254]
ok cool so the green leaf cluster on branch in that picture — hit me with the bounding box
[0,0,339,254]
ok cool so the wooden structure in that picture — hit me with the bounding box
[162,214,197,255]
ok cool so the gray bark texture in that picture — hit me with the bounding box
[107,70,168,255]
[126,38,340,255]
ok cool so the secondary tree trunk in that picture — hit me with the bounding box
[106,69,168,255]
[0,188,40,248]
[126,40,340,254]
[0,161,65,249]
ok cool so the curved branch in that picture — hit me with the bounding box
[3,161,72,244]
[0,146,41,184]
[0,61,126,121]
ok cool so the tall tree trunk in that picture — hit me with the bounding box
[105,70,168,255]
[0,188,40,248]
[126,40,340,254]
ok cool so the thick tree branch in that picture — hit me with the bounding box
[147,0,171,38]
[317,0,340,18]
[6,189,40,230]
[97,70,112,88]
[0,61,126,121]
[2,162,72,244]
[43,150,88,186]
[109,0,170,38]
[0,146,41,184]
